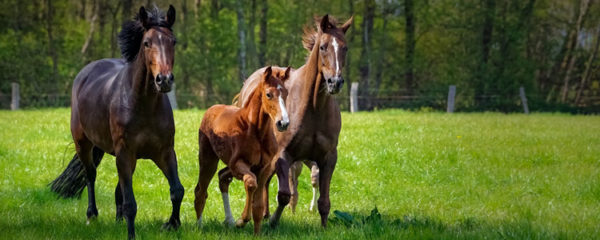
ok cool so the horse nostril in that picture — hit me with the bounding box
[168,73,174,83]
[156,75,163,84]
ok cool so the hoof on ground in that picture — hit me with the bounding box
[223,218,235,228]
[235,218,247,228]
[161,219,181,231]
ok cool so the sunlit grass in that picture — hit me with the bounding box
[0,108,599,239]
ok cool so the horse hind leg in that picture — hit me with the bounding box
[288,161,303,213]
[194,131,219,228]
[75,139,103,222]
[308,161,320,212]
[218,167,235,227]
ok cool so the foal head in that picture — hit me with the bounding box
[303,15,353,95]
[118,5,176,93]
[259,66,291,132]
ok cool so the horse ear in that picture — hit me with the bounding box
[283,67,291,81]
[139,6,149,29]
[166,5,176,28]
[341,16,354,33]
[320,14,330,32]
[263,66,272,81]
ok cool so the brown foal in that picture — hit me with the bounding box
[194,66,291,234]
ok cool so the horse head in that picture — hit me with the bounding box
[260,66,291,132]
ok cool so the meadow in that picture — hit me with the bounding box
[0,108,599,239]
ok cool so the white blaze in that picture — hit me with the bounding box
[277,85,289,124]
[332,37,340,76]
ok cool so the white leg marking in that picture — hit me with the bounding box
[310,187,318,212]
[196,215,203,228]
[221,192,235,227]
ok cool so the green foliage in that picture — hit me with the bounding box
[1,109,599,238]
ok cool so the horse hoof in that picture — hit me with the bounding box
[223,218,235,228]
[196,217,203,229]
[86,215,97,225]
[235,219,247,228]
[161,220,180,231]
[268,217,279,228]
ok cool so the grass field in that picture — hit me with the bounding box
[0,108,599,239]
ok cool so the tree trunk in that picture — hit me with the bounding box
[235,0,247,82]
[258,0,268,66]
[181,0,191,90]
[247,0,257,70]
[477,0,495,105]
[121,0,132,23]
[194,0,202,19]
[575,27,600,105]
[109,2,121,58]
[404,0,416,94]
[345,0,354,102]
[359,0,375,110]
[560,0,591,103]
[45,0,59,92]
[374,1,389,97]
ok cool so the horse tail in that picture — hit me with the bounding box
[49,147,103,198]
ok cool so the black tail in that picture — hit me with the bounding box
[50,147,103,198]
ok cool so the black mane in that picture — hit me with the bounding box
[117,7,172,62]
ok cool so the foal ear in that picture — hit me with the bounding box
[283,67,291,81]
[139,6,150,29]
[263,66,273,81]
[166,5,176,28]
[341,16,354,33]
[319,14,331,32]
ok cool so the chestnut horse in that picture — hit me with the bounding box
[194,66,291,235]
[49,6,182,239]
[229,15,353,227]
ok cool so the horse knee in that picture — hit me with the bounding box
[123,201,137,219]
[277,191,291,206]
[170,184,184,203]
[244,176,257,193]
[317,198,330,216]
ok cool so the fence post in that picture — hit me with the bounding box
[447,85,456,113]
[519,86,529,114]
[350,82,359,113]
[167,83,178,109]
[11,82,19,110]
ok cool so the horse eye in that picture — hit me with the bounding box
[173,39,177,45]
[144,41,150,48]
[266,93,273,99]
[320,45,326,51]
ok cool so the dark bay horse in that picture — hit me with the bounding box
[194,66,291,235]
[231,15,353,227]
[49,6,182,239]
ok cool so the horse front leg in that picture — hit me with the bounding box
[232,161,257,228]
[154,149,184,230]
[269,151,292,228]
[288,161,303,213]
[218,167,235,227]
[317,150,337,228]
[115,147,137,239]
[307,160,320,212]
[251,164,275,235]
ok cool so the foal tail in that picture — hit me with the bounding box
[49,147,103,198]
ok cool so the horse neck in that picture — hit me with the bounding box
[292,34,328,115]
[127,51,162,109]
[243,86,273,140]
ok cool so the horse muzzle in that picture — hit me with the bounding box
[155,73,174,93]
[276,119,289,132]
[326,76,344,95]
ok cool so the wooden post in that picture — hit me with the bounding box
[447,85,456,113]
[167,83,178,109]
[519,86,529,114]
[11,82,19,110]
[350,82,359,113]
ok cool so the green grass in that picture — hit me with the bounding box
[0,108,599,239]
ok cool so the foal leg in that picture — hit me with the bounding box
[269,152,292,228]
[217,167,235,227]
[194,133,219,228]
[154,149,185,230]
[232,161,257,228]
[251,164,275,235]
[288,161,303,213]
[317,150,337,228]
[307,160,320,212]
[115,147,137,239]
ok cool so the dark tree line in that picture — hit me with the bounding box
[1,0,599,112]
